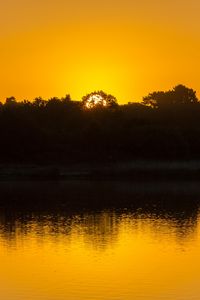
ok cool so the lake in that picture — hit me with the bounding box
[0,180,200,300]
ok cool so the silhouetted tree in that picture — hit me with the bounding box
[5,96,17,107]
[0,86,200,163]
[143,84,198,108]
[61,94,71,103]
[33,97,46,108]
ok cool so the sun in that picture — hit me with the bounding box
[82,91,118,109]
[85,94,107,109]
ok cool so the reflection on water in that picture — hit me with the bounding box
[0,180,200,299]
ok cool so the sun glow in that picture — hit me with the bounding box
[85,94,107,109]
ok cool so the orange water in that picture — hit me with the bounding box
[0,205,199,300]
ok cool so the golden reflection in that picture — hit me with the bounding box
[0,210,200,299]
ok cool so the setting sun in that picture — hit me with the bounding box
[85,94,107,109]
[82,90,117,108]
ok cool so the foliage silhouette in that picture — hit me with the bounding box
[143,84,198,108]
[0,85,200,164]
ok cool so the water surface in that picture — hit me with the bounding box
[0,180,200,300]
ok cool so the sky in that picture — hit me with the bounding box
[1,0,200,103]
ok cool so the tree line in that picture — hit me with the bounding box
[1,84,200,163]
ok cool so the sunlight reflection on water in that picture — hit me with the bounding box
[0,181,200,299]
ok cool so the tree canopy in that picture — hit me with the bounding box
[142,84,199,108]
[1,85,200,163]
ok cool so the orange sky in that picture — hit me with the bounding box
[1,0,200,103]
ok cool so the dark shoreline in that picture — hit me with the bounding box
[1,160,200,180]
